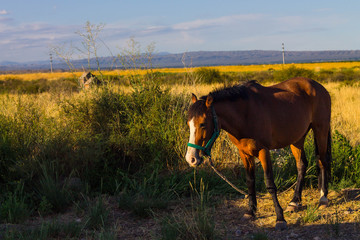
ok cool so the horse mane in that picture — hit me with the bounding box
[200,80,261,102]
[188,81,260,120]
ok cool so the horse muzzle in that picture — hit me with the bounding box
[185,148,203,167]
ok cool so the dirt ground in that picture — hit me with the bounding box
[110,189,360,239]
[1,189,360,239]
[214,189,360,240]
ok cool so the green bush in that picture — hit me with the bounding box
[195,67,222,84]
[273,66,315,82]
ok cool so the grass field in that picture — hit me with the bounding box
[0,63,360,239]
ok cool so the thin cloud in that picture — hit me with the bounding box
[173,14,263,31]
[0,10,8,15]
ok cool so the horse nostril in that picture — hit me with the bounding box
[191,158,196,164]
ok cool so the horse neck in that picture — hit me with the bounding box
[213,100,247,137]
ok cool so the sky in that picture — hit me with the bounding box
[1,0,360,62]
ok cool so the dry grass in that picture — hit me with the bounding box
[327,82,360,146]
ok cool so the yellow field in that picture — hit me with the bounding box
[2,61,360,81]
[328,82,360,146]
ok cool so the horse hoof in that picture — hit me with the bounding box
[275,221,287,231]
[241,213,255,221]
[319,201,329,209]
[319,196,329,209]
[285,202,300,212]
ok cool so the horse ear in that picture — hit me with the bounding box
[191,93,198,103]
[206,95,213,108]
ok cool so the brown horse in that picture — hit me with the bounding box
[185,77,331,230]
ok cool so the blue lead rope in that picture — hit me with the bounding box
[187,106,220,157]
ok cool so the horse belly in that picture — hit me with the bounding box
[268,102,311,149]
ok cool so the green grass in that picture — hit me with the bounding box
[117,167,177,217]
[84,197,109,230]
[0,183,31,224]
[301,204,320,224]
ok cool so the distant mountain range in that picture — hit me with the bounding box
[2,50,360,71]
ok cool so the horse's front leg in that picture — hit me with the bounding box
[239,152,257,220]
[258,148,287,230]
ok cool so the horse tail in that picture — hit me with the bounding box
[313,129,332,182]
[326,129,332,182]
[314,134,320,180]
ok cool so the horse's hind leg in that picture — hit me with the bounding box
[286,137,308,212]
[313,126,331,208]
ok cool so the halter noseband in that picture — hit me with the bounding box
[187,106,220,157]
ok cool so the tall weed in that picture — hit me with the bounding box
[159,178,218,240]
[36,164,73,212]
[117,167,177,217]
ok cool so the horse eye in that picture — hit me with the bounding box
[199,123,206,128]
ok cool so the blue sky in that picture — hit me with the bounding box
[1,0,360,62]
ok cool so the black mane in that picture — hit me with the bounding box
[188,81,260,120]
[201,80,260,102]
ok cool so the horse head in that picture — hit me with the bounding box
[185,93,219,167]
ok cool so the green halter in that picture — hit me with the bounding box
[187,106,220,157]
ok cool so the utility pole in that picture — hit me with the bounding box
[282,43,285,64]
[50,53,53,73]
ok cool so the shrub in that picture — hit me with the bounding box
[195,67,222,84]
[331,130,359,185]
[331,68,357,82]
[317,69,335,82]
[273,66,315,82]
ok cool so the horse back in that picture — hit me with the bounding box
[270,77,331,119]
[248,77,331,148]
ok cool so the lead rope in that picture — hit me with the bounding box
[206,157,249,197]
[205,157,314,200]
